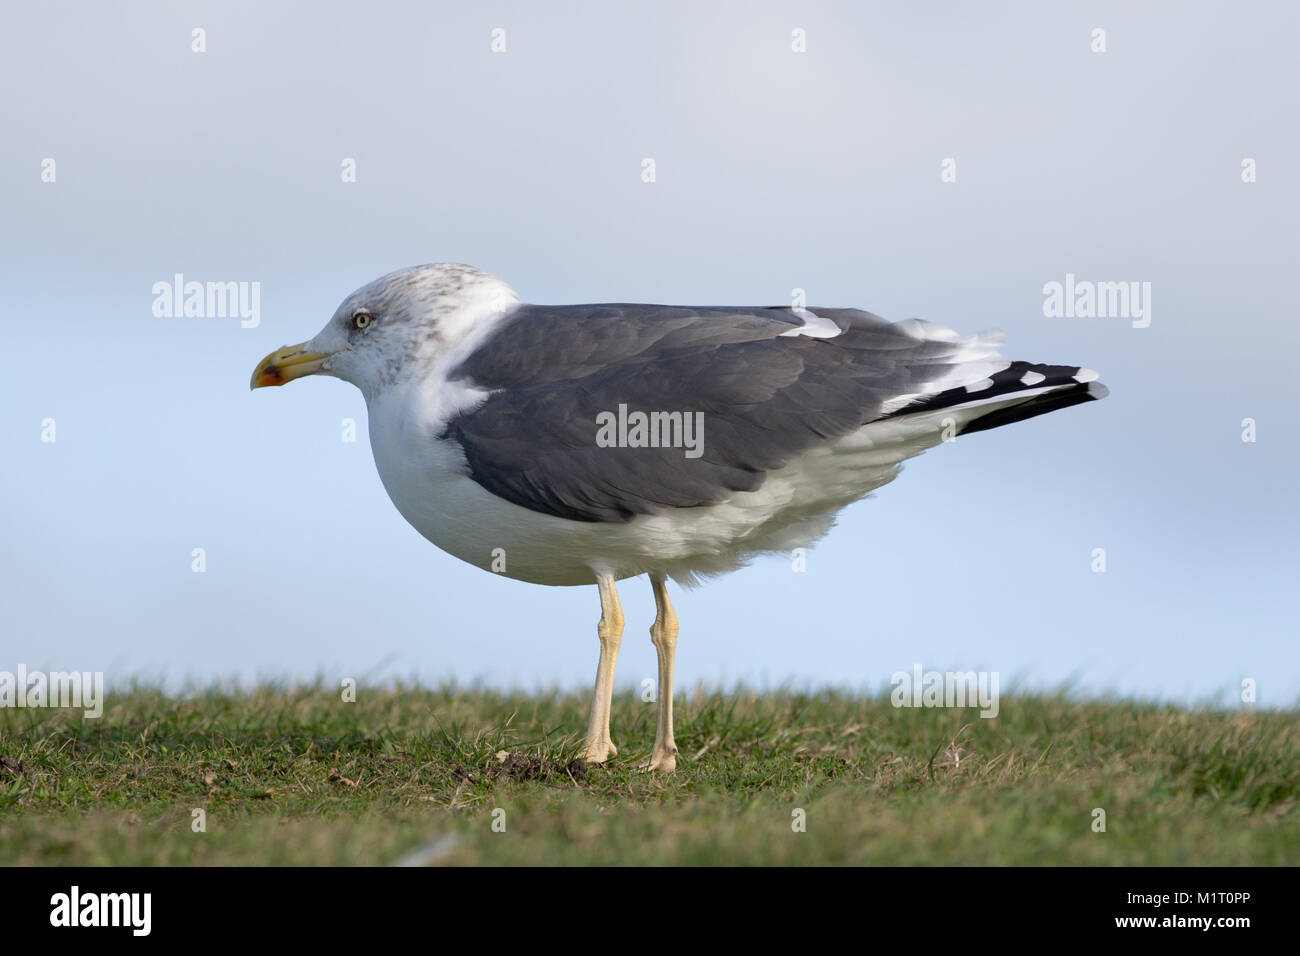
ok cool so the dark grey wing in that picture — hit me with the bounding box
[442,304,980,523]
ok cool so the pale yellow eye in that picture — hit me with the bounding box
[352,311,373,330]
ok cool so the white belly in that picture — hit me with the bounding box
[364,380,1048,587]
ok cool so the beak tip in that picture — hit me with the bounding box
[251,343,321,390]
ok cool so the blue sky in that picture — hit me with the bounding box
[2,1,1296,706]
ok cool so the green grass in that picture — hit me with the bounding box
[0,685,1296,865]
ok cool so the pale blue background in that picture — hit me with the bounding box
[2,1,1296,706]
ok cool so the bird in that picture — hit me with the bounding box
[250,263,1107,771]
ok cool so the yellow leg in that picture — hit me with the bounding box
[579,573,623,763]
[647,572,679,772]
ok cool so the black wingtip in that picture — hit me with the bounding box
[957,378,1107,436]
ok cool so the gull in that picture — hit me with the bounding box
[251,263,1107,771]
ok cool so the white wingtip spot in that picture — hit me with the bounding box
[1073,367,1100,383]
[964,378,994,393]
[1020,370,1046,386]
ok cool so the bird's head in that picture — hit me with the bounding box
[250,263,519,399]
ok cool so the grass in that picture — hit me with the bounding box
[0,684,1296,865]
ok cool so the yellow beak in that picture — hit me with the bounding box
[250,342,329,389]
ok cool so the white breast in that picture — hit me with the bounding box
[363,376,973,588]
